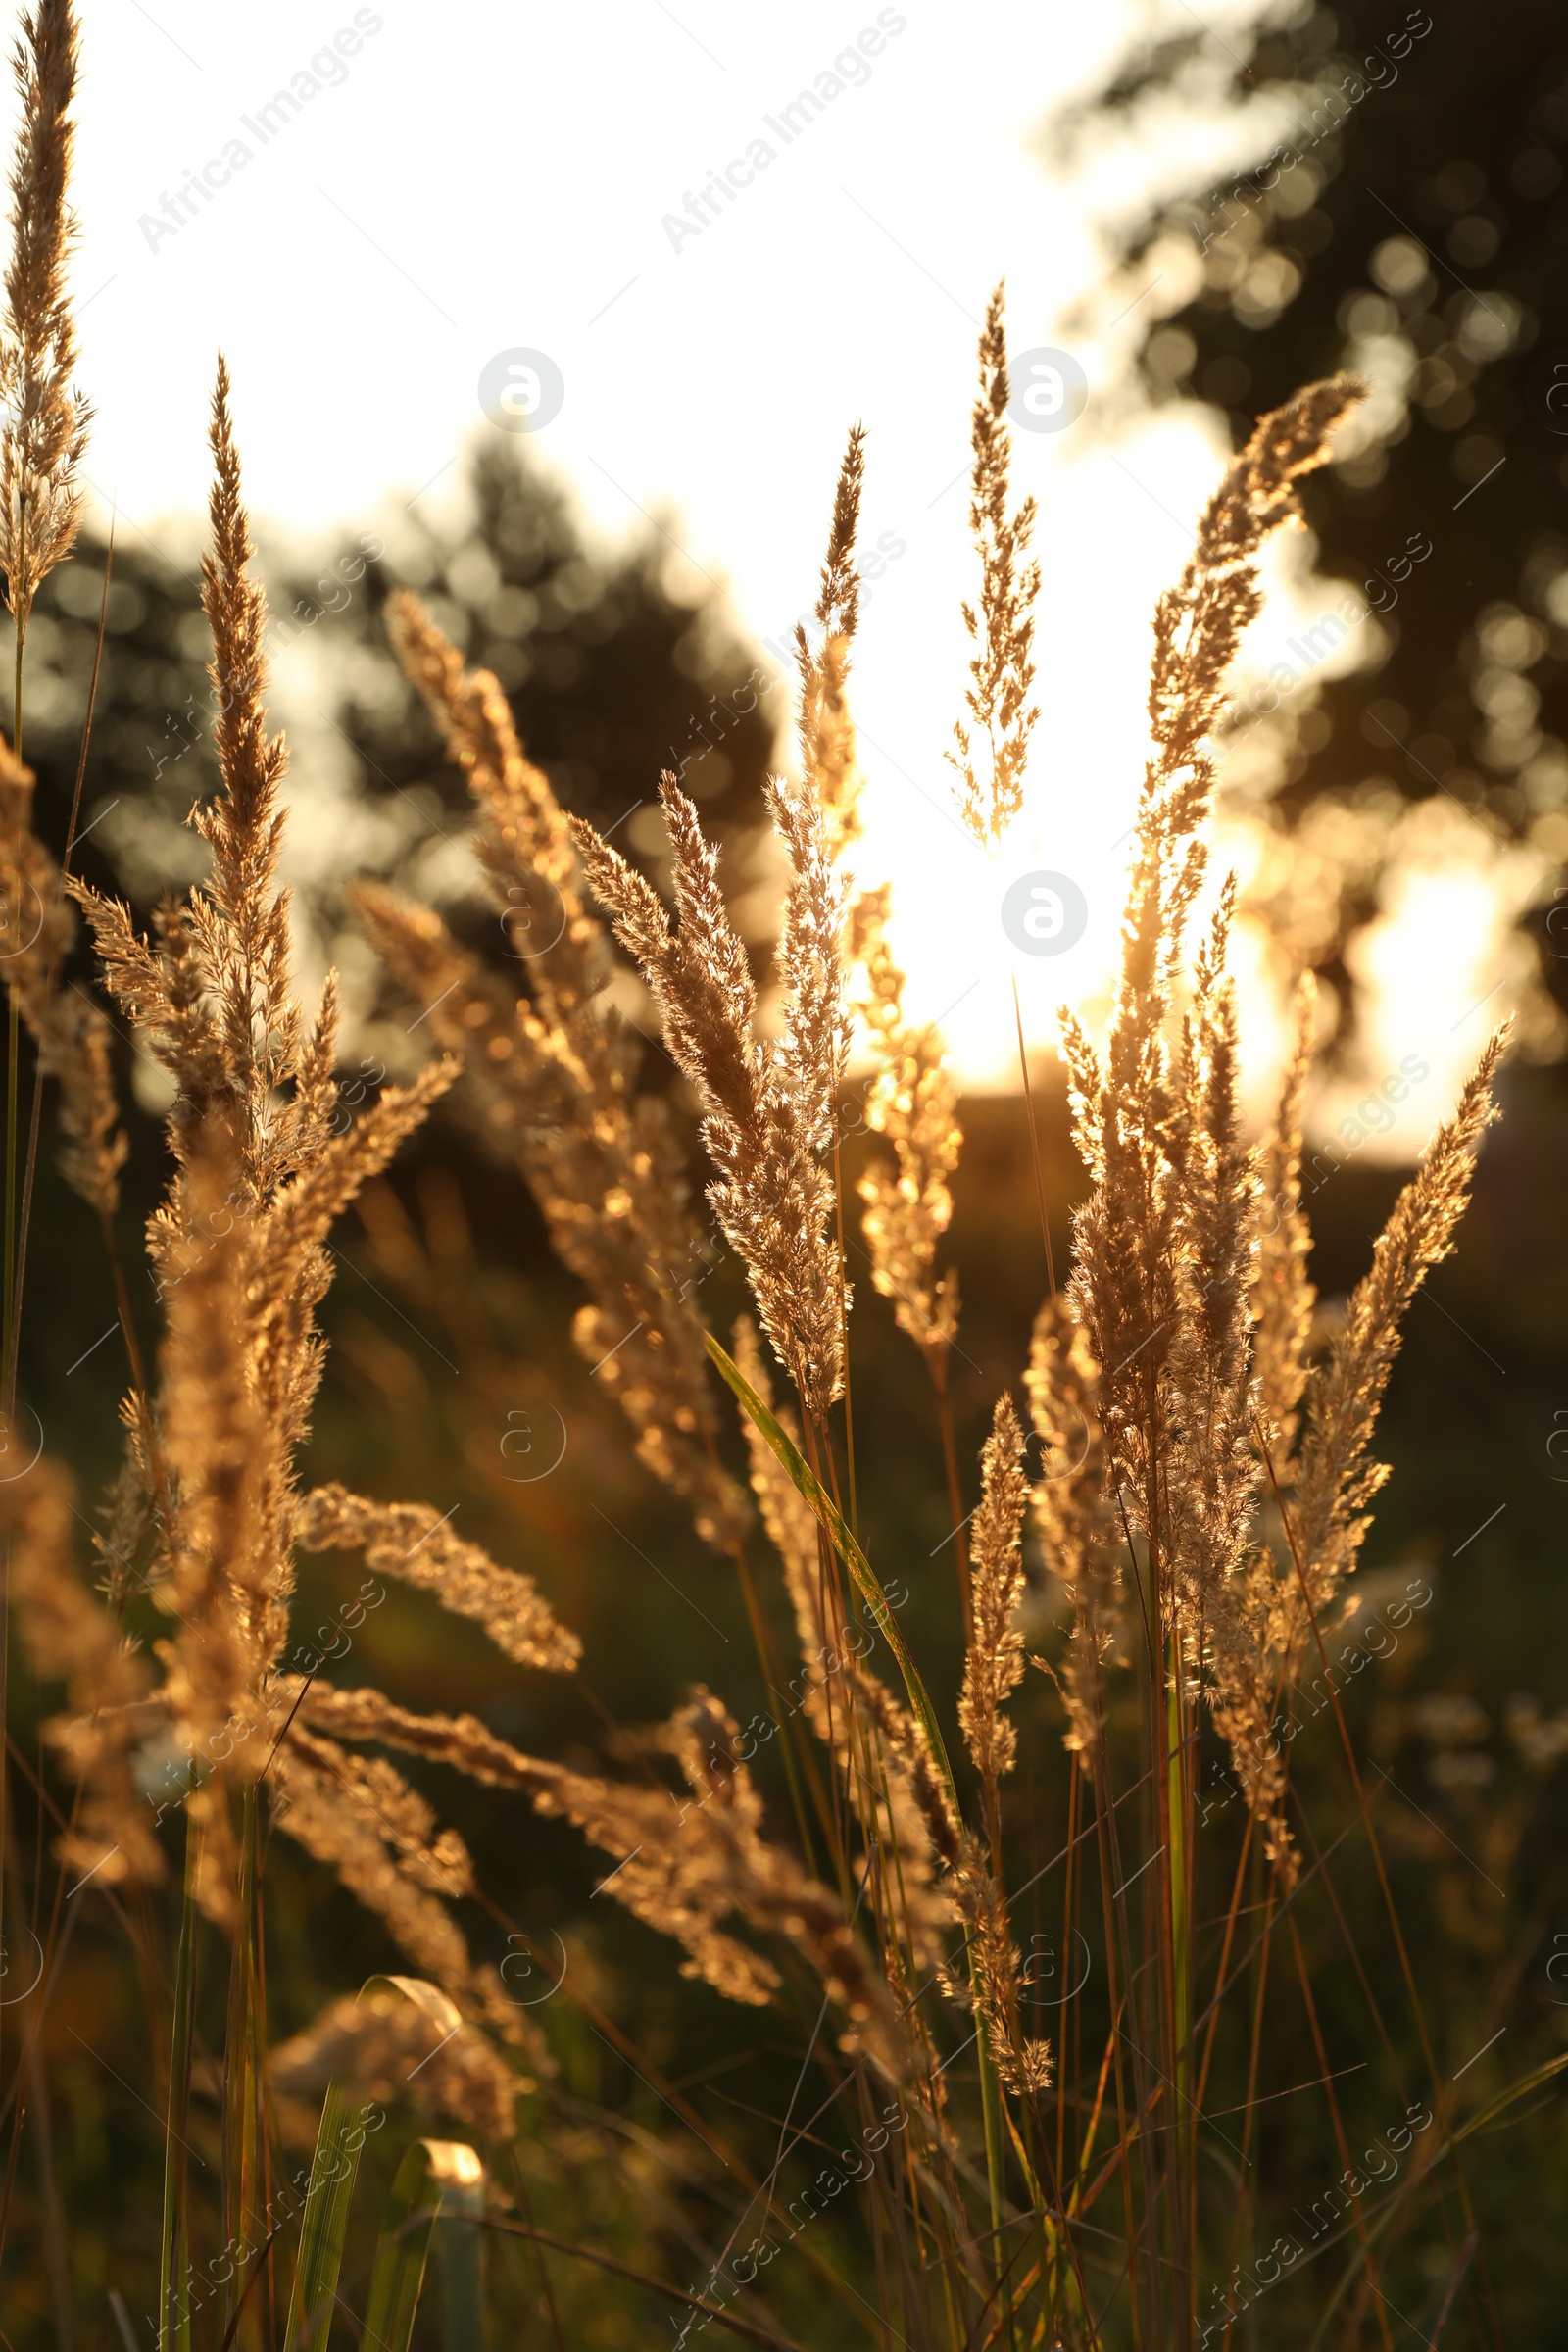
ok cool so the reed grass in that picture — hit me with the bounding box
[0,10,1546,2348]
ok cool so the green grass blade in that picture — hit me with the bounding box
[428,2143,485,2352]
[284,2079,367,2352]
[356,1973,463,2037]
[349,1985,486,2351]
[222,1787,263,2352]
[355,2133,485,2352]
[705,1339,1018,2285]
[357,2139,448,2352]
[704,1331,958,1810]
[1450,2046,1568,2142]
[159,1815,200,2352]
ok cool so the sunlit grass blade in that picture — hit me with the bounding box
[427,2141,485,2352]
[285,2078,368,2352]
[349,1982,482,2349]
[358,2138,461,2352]
[358,1970,463,2038]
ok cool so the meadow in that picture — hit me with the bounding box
[0,7,1563,2348]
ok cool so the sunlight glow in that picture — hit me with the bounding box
[53,0,1538,1134]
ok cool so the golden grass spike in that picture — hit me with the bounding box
[770,760,852,1159]
[4,373,489,2012]
[271,1730,478,1999]
[951,1843,1053,2099]
[0,0,88,627]
[150,1059,459,1797]
[1067,379,1359,1522]
[1050,380,1360,1891]
[192,357,297,1169]
[795,422,865,858]
[1251,972,1318,1463]
[310,1667,903,2070]
[1025,1299,1119,1768]
[1209,1031,1506,1881]
[851,886,961,1369]
[1165,880,1260,1638]
[0,1458,160,1885]
[386,590,603,1019]
[544,1685,906,2072]
[572,774,848,1412]
[155,1127,286,1761]
[0,737,124,1213]
[959,1394,1029,1792]
[295,1682,542,1786]
[70,890,226,1146]
[366,602,749,1548]
[1282,1027,1507,1636]
[293,1483,580,1673]
[947,282,1039,849]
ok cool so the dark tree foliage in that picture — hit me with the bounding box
[317,438,782,1115]
[325,436,779,911]
[16,434,777,924]
[4,439,780,1435]
[1078,0,1568,1024]
[11,527,211,903]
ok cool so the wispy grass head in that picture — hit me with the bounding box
[948,281,1040,850]
[796,421,866,857]
[0,0,88,630]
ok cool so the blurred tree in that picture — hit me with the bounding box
[1064,0,1568,1035]
[4,438,781,1426]
[341,437,777,849]
[320,437,782,1063]
[16,432,778,945]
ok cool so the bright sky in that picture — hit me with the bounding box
[52,0,1528,1145]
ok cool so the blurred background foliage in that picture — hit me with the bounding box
[4,3,1568,2339]
[1076,0,1568,1040]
